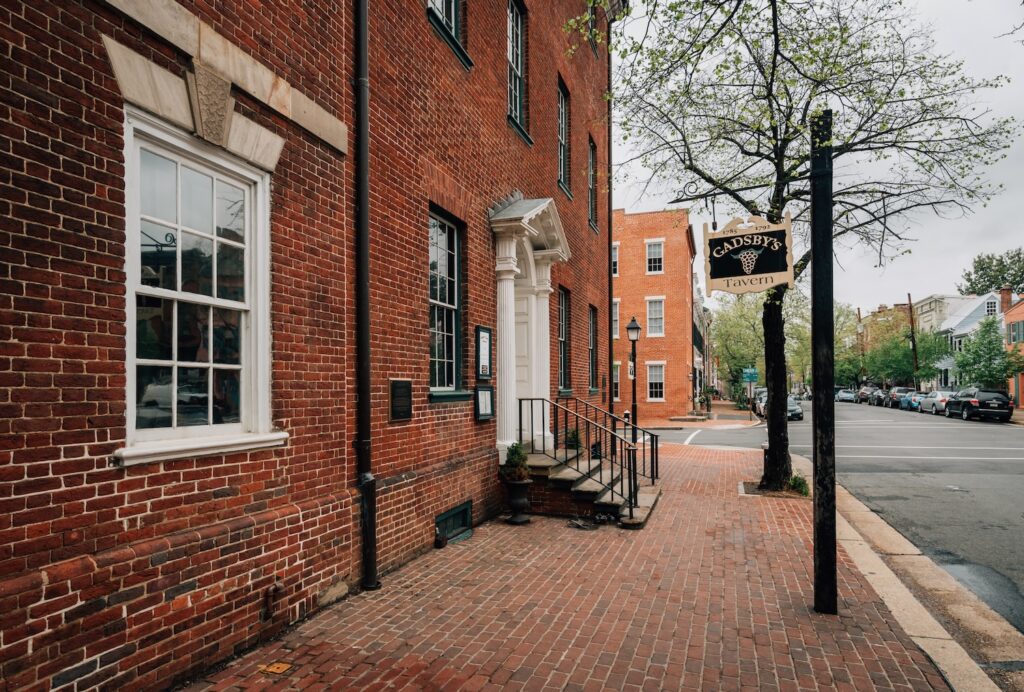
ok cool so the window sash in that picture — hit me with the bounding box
[647,299,664,336]
[429,0,458,35]
[587,139,597,225]
[429,215,459,390]
[558,85,569,186]
[648,364,665,400]
[507,1,524,123]
[130,136,254,441]
[612,363,620,400]
[647,242,663,273]
[612,300,619,338]
[559,288,570,389]
[589,306,598,388]
[611,245,618,276]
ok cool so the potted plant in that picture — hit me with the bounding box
[564,428,580,450]
[501,442,532,525]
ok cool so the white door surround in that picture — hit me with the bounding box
[490,195,571,455]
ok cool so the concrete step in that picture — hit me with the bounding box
[572,462,620,498]
[619,485,662,530]
[525,453,562,477]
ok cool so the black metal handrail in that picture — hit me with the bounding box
[518,397,639,517]
[555,396,659,482]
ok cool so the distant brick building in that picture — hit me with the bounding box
[611,208,695,422]
[1003,288,1024,406]
[0,0,618,687]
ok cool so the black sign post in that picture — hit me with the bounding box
[810,110,837,615]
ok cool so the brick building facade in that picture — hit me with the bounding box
[0,1,616,688]
[1003,288,1024,406]
[611,208,695,422]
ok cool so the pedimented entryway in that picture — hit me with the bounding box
[489,194,570,454]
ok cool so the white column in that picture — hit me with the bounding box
[532,256,555,448]
[495,232,520,456]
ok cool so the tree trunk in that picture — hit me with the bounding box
[760,284,792,490]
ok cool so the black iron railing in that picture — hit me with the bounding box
[555,396,659,482]
[518,397,640,517]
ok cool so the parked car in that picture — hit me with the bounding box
[787,396,804,421]
[944,388,1014,422]
[835,389,857,403]
[868,388,888,406]
[899,391,925,411]
[856,385,878,403]
[919,390,956,415]
[885,386,913,408]
[755,392,769,417]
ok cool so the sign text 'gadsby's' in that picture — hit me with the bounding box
[703,214,794,295]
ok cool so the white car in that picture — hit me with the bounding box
[835,389,857,403]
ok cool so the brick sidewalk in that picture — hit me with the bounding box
[191,445,948,691]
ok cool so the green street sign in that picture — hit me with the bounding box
[742,368,758,383]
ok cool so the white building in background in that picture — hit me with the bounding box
[929,291,1004,389]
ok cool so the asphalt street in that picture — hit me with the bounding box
[656,401,1024,635]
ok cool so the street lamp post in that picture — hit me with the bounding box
[626,317,642,443]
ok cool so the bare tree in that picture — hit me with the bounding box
[605,0,1016,488]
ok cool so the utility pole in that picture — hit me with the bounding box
[810,110,837,615]
[906,293,919,388]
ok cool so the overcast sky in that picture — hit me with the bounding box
[612,0,1024,315]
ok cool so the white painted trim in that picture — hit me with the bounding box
[646,361,666,402]
[612,298,620,339]
[644,237,666,244]
[645,238,665,275]
[121,106,283,462]
[645,297,665,337]
[612,360,621,401]
[114,431,288,466]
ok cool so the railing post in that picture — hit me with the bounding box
[627,446,636,520]
[517,399,522,447]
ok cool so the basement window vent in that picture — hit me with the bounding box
[435,501,473,545]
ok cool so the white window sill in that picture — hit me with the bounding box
[647,398,666,403]
[645,271,664,276]
[112,431,289,467]
[648,333,665,338]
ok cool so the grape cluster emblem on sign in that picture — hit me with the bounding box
[704,214,795,295]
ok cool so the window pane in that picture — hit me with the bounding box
[177,367,209,426]
[213,308,242,364]
[140,220,176,290]
[140,149,177,222]
[136,365,173,428]
[216,243,245,302]
[178,302,210,362]
[181,232,213,296]
[213,369,241,424]
[181,166,213,233]
[216,181,246,242]
[136,295,172,360]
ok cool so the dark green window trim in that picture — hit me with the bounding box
[558,180,573,200]
[428,390,473,403]
[588,387,600,395]
[426,6,473,70]
[558,388,574,398]
[507,115,534,146]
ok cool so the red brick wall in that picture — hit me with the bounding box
[0,0,611,687]
[612,209,694,420]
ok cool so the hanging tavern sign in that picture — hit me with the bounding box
[704,213,795,295]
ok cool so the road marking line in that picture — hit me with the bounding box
[683,430,701,446]
[834,455,1024,460]
[792,445,1024,450]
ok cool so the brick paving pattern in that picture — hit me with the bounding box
[193,444,949,691]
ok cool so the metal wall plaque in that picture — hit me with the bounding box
[704,213,794,295]
[389,379,413,421]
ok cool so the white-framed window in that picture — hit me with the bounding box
[429,214,460,391]
[646,239,664,274]
[507,0,525,126]
[428,0,459,35]
[559,287,571,390]
[612,361,620,401]
[587,137,598,228]
[557,79,570,189]
[589,305,598,389]
[986,299,997,316]
[647,362,665,401]
[646,297,665,337]
[611,242,619,277]
[118,108,283,466]
[612,299,620,339]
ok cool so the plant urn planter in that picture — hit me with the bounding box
[504,478,533,525]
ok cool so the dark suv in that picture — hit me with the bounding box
[885,387,913,408]
[944,388,1014,422]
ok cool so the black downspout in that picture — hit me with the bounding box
[355,0,380,591]
[606,14,615,417]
